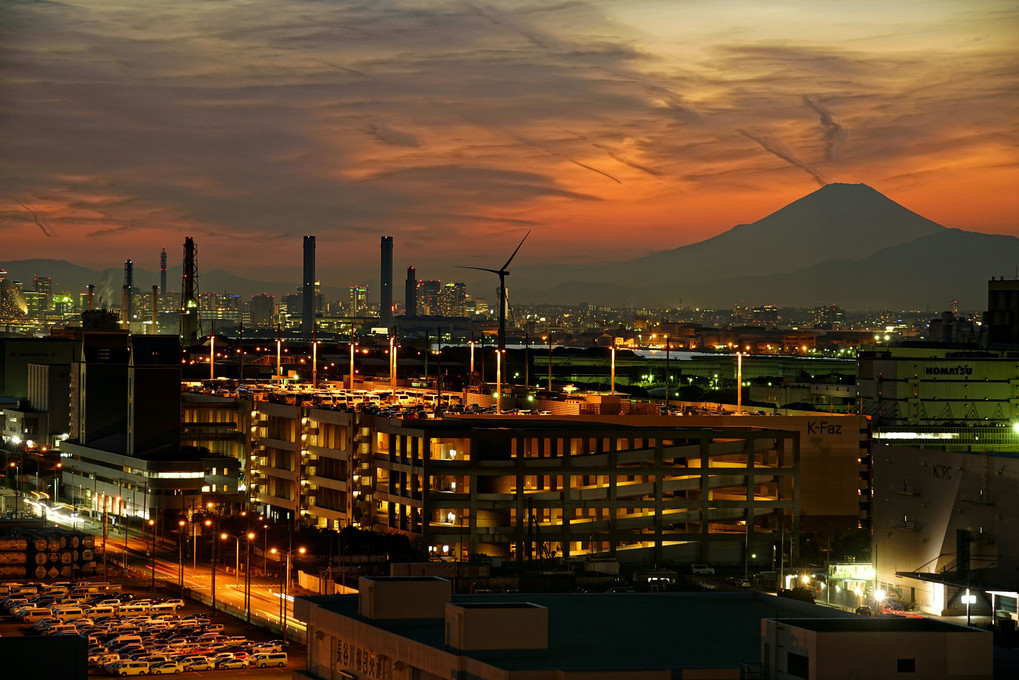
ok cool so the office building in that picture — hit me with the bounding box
[857,345,1019,450]
[761,618,990,680]
[405,267,417,318]
[349,285,368,317]
[873,445,1019,621]
[250,294,275,327]
[295,578,990,680]
[60,334,239,523]
[416,280,441,316]
[984,276,1019,346]
[438,281,468,317]
[380,236,393,327]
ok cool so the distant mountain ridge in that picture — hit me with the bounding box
[513,183,1015,309]
[4,184,1014,309]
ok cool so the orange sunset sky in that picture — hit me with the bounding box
[1,0,1017,291]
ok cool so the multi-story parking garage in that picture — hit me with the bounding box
[218,391,803,566]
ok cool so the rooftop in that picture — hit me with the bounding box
[301,591,856,671]
[769,617,980,634]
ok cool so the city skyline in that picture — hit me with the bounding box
[2,1,1017,288]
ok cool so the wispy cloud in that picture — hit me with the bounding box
[0,0,1015,283]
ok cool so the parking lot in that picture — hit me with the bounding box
[0,581,305,677]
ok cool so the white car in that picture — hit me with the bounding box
[690,564,715,575]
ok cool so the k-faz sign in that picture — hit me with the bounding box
[806,420,842,435]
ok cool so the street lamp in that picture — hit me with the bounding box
[9,462,20,517]
[148,519,156,589]
[221,533,247,585]
[270,546,306,640]
[177,519,186,596]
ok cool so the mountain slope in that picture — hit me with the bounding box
[600,183,946,287]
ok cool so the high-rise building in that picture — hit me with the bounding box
[380,236,393,327]
[250,294,275,327]
[438,282,468,317]
[405,267,417,318]
[417,280,441,316]
[302,236,316,337]
[349,285,368,316]
[984,277,1019,345]
[32,275,52,311]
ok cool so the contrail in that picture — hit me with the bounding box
[17,201,53,236]
[738,130,828,187]
[803,97,846,161]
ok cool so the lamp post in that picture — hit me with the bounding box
[244,532,254,624]
[205,517,217,613]
[177,519,186,597]
[221,533,246,585]
[610,344,616,395]
[9,462,20,517]
[148,519,156,589]
[270,546,306,640]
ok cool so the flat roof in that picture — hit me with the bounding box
[768,617,981,634]
[301,591,856,671]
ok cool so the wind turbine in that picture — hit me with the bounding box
[460,231,530,353]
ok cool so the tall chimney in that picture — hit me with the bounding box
[124,259,134,320]
[87,284,95,311]
[151,285,159,332]
[180,236,200,343]
[381,236,393,327]
[302,236,316,337]
[121,285,130,328]
[405,266,417,318]
[160,247,167,295]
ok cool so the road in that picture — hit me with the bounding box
[25,499,330,638]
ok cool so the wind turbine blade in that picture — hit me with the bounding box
[457,266,501,274]
[500,230,531,272]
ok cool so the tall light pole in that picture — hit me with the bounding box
[495,349,503,414]
[205,517,216,613]
[177,519,186,597]
[348,342,356,390]
[244,532,254,624]
[221,533,245,585]
[610,344,616,396]
[270,546,305,640]
[148,519,156,590]
[664,335,670,412]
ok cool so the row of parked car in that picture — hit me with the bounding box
[0,582,289,675]
[92,625,289,676]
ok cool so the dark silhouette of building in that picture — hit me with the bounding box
[250,293,275,327]
[984,277,1019,345]
[381,236,393,327]
[160,247,167,295]
[405,266,417,318]
[302,235,316,337]
[179,237,201,344]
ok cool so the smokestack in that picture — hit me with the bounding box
[180,236,200,343]
[160,247,167,295]
[302,235,315,337]
[87,284,95,311]
[121,285,130,328]
[124,259,134,320]
[381,236,393,327]
[405,266,417,318]
[151,285,159,332]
